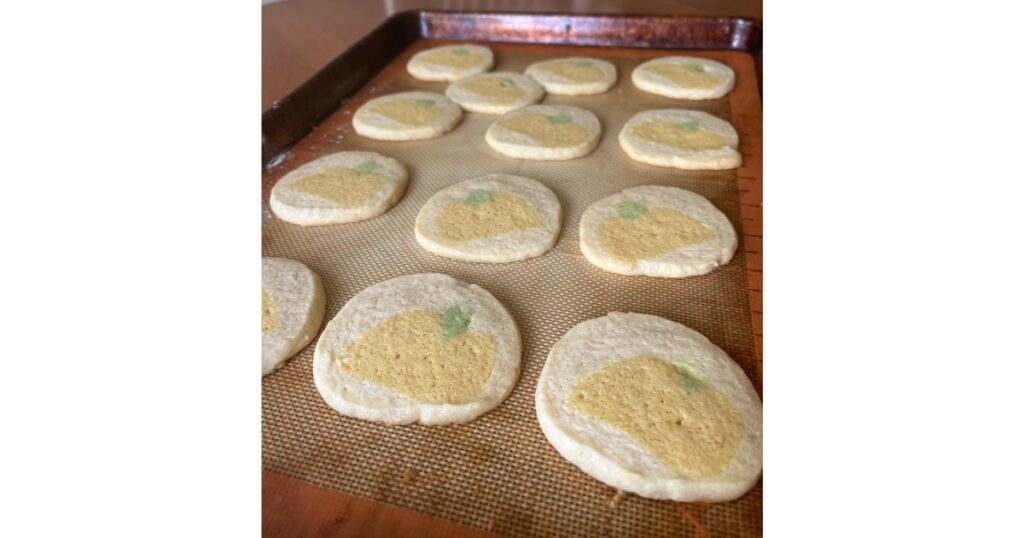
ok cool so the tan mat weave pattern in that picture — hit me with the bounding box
[262,42,761,537]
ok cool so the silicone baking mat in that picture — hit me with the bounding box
[262,41,762,537]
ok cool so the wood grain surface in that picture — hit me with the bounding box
[262,4,762,537]
[264,470,494,537]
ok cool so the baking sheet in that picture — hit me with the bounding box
[262,40,762,537]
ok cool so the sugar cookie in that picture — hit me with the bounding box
[485,105,601,160]
[415,174,561,263]
[536,312,762,502]
[262,257,326,376]
[270,151,408,226]
[579,186,736,278]
[631,56,735,100]
[407,44,494,81]
[524,57,617,95]
[313,273,520,425]
[445,72,544,114]
[619,109,741,170]
[353,91,462,141]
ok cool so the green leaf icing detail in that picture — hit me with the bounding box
[574,61,593,68]
[500,77,515,87]
[464,189,493,207]
[547,114,572,124]
[685,63,705,72]
[678,120,700,132]
[440,305,473,339]
[617,200,647,220]
[674,363,707,394]
[452,48,470,56]
[415,99,436,107]
[353,161,379,175]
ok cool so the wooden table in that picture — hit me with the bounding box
[262,2,762,536]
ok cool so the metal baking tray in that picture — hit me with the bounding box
[262,11,763,538]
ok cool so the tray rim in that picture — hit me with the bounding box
[261,13,764,536]
[261,10,762,167]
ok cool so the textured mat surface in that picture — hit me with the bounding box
[262,42,762,537]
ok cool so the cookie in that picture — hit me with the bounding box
[536,312,762,502]
[415,174,562,263]
[631,56,735,100]
[524,57,617,95]
[353,91,462,141]
[619,109,741,170]
[262,257,326,376]
[445,72,544,114]
[313,274,521,425]
[270,151,408,226]
[579,186,736,278]
[407,44,494,81]
[485,104,601,160]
